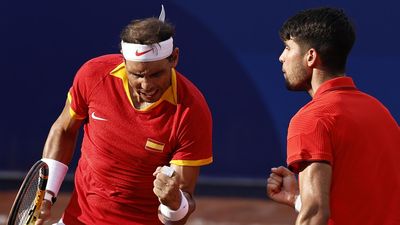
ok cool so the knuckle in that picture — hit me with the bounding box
[153,187,158,195]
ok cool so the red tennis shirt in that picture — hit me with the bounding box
[62,54,213,225]
[287,77,400,225]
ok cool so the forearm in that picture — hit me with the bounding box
[296,162,331,225]
[42,122,79,164]
[295,204,329,225]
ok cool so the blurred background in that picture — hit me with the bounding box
[1,0,399,224]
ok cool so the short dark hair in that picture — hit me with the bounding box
[120,17,175,45]
[279,7,356,73]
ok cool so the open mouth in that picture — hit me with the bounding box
[140,90,158,99]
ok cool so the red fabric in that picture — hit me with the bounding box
[287,77,400,225]
[63,157,162,225]
[63,54,212,224]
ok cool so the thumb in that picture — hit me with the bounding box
[153,166,163,176]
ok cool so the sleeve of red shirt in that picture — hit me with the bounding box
[287,115,333,173]
[170,98,213,167]
[67,61,94,119]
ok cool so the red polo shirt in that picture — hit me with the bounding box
[62,54,213,225]
[287,76,400,225]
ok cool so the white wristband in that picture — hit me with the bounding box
[41,158,68,196]
[295,195,302,212]
[44,191,56,205]
[160,190,189,221]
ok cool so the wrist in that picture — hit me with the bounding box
[160,189,189,221]
[41,158,68,197]
[44,190,57,205]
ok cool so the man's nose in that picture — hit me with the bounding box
[140,78,153,90]
[279,53,284,63]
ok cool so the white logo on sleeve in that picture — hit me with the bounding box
[91,112,107,121]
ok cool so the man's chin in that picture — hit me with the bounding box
[141,96,160,103]
[285,82,308,92]
[142,99,155,103]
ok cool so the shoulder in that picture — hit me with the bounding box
[80,54,123,73]
[289,100,332,137]
[175,70,212,118]
[176,71,210,110]
[74,54,123,82]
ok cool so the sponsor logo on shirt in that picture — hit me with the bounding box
[91,112,107,121]
[145,138,165,152]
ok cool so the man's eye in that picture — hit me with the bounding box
[131,73,143,78]
[152,73,161,78]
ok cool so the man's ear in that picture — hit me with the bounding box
[306,48,318,67]
[169,48,179,68]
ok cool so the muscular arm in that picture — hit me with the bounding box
[42,100,84,164]
[155,165,199,225]
[296,162,331,225]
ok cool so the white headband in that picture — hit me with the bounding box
[121,5,172,62]
[121,37,174,62]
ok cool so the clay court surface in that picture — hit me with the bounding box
[0,191,297,225]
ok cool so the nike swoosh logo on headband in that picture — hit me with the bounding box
[135,49,153,56]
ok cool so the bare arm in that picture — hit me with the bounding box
[154,165,199,225]
[296,162,331,225]
[36,100,84,225]
[42,100,84,164]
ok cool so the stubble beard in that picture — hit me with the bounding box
[284,68,312,92]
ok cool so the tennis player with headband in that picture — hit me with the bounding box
[37,5,212,225]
